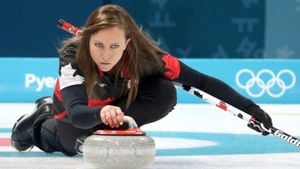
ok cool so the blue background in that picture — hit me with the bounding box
[1,0,300,59]
[0,58,298,103]
[0,0,299,103]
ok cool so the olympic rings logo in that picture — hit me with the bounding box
[235,69,296,98]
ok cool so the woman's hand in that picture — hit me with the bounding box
[247,110,273,136]
[100,105,124,128]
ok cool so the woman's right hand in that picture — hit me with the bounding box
[100,105,124,128]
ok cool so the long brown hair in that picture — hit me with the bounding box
[60,4,166,107]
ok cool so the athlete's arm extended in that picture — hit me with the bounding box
[162,54,264,117]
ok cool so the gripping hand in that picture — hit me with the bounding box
[247,110,273,136]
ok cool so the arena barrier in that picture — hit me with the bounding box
[0,58,299,103]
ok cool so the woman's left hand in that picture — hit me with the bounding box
[247,110,273,136]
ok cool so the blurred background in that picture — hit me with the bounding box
[1,0,300,59]
[0,0,299,103]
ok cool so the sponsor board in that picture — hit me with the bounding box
[0,58,299,103]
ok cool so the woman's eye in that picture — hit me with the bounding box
[111,44,119,49]
[95,43,103,48]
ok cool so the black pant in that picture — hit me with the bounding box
[34,77,177,156]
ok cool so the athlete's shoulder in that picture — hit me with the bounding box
[59,43,78,66]
[161,53,181,80]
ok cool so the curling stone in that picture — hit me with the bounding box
[83,116,155,169]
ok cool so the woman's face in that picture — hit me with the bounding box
[89,26,130,72]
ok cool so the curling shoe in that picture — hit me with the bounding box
[11,96,53,151]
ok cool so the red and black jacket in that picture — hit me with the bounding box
[52,44,259,129]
